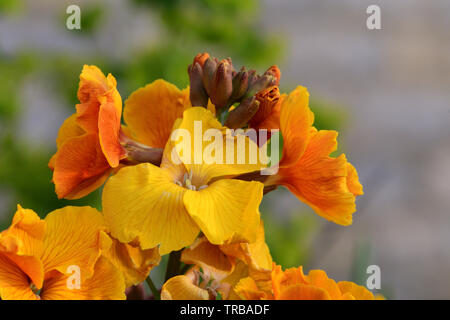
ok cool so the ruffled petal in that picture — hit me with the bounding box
[97,75,125,167]
[0,205,45,289]
[277,130,358,226]
[102,163,200,255]
[103,234,161,287]
[278,284,331,300]
[338,281,374,300]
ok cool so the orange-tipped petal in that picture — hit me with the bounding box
[279,86,314,168]
[277,130,358,226]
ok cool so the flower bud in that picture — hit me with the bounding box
[188,62,208,107]
[202,57,218,95]
[229,67,249,103]
[209,58,233,109]
[224,96,260,129]
[264,65,281,85]
[249,86,280,128]
[193,52,210,68]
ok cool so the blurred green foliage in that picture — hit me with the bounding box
[0,0,350,280]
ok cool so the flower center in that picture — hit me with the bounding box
[193,268,222,299]
[175,170,208,191]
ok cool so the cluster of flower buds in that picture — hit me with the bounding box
[188,53,281,129]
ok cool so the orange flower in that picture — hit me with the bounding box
[235,264,377,300]
[265,86,363,225]
[0,205,125,300]
[49,65,126,199]
[50,65,191,200]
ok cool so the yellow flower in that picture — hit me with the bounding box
[0,205,125,300]
[161,222,272,300]
[103,107,265,255]
[235,264,378,300]
[265,86,364,225]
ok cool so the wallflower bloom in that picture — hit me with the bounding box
[49,65,126,199]
[161,222,272,300]
[265,86,364,225]
[235,264,378,300]
[103,107,265,255]
[0,205,125,300]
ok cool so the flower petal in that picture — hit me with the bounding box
[161,275,209,300]
[102,163,200,255]
[0,205,45,289]
[277,130,358,226]
[0,253,39,300]
[278,284,331,300]
[41,206,106,281]
[103,234,161,287]
[40,256,125,300]
[346,162,364,196]
[124,79,190,148]
[279,86,314,168]
[182,237,234,275]
[338,281,374,300]
[168,107,266,183]
[52,133,111,199]
[183,179,263,245]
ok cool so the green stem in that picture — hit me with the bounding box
[145,276,160,300]
[165,250,182,282]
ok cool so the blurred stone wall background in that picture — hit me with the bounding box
[0,0,449,299]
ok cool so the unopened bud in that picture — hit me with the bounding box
[229,67,249,103]
[202,57,218,95]
[209,59,233,109]
[188,63,208,107]
[249,86,280,128]
[224,96,260,129]
[264,65,281,85]
[193,52,210,68]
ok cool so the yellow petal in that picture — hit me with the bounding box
[161,275,209,300]
[102,163,200,255]
[169,107,265,183]
[103,234,161,287]
[0,205,45,289]
[234,276,268,300]
[41,206,105,281]
[183,179,263,245]
[0,253,39,300]
[220,221,273,272]
[124,79,190,148]
[304,270,341,300]
[40,256,126,300]
[181,237,233,276]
